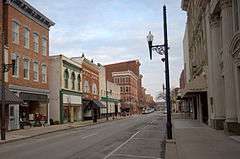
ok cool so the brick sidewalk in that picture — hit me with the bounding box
[0,116,128,144]
[171,119,240,159]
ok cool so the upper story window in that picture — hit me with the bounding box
[83,80,89,93]
[23,28,30,49]
[12,21,19,44]
[23,58,30,80]
[11,53,19,77]
[92,83,98,95]
[42,38,47,56]
[71,72,76,90]
[42,64,47,83]
[64,69,69,89]
[33,61,39,81]
[33,33,39,53]
[77,74,81,91]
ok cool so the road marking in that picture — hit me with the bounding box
[112,153,162,159]
[103,130,141,159]
[81,133,97,139]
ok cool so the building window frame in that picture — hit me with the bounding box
[92,83,98,95]
[83,80,89,93]
[23,58,30,80]
[33,61,39,82]
[23,27,30,49]
[77,74,81,91]
[12,21,19,44]
[71,72,76,90]
[64,69,69,89]
[33,32,39,53]
[11,53,19,78]
[42,64,47,83]
[42,37,47,56]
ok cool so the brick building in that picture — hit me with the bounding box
[1,0,54,130]
[72,54,102,120]
[105,60,141,114]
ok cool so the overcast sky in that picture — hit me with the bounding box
[28,0,186,100]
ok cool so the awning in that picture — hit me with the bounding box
[86,100,105,109]
[0,86,23,104]
[180,75,207,98]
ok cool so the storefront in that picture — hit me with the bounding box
[62,93,82,123]
[19,92,49,127]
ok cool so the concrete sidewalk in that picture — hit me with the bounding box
[170,119,240,159]
[0,116,128,144]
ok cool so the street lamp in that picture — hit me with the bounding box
[146,5,172,139]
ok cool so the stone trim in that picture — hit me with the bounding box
[220,0,232,10]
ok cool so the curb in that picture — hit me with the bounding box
[0,117,127,145]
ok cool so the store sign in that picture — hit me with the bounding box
[63,94,82,105]
[19,92,48,102]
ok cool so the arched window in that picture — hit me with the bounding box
[83,80,89,93]
[92,83,98,95]
[77,74,81,91]
[64,69,69,89]
[71,72,76,90]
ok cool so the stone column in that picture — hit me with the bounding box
[221,0,239,133]
[209,13,226,129]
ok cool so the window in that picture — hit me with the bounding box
[42,38,47,56]
[33,33,39,53]
[77,74,81,91]
[12,53,19,77]
[42,64,47,83]
[24,28,30,49]
[64,69,69,89]
[71,72,76,90]
[83,80,89,93]
[92,83,98,95]
[126,86,128,93]
[23,59,29,79]
[33,61,39,81]
[12,21,19,44]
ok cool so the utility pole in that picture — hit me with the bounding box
[1,31,6,140]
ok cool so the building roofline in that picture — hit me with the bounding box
[104,59,140,66]
[4,0,55,29]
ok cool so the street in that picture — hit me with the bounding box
[0,112,166,159]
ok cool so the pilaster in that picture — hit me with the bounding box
[221,0,240,134]
[209,13,226,130]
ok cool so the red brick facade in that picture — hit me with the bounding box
[105,60,141,114]
[4,4,51,89]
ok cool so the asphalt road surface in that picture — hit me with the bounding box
[0,112,166,159]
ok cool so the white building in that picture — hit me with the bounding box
[49,55,83,123]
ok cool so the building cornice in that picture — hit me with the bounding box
[4,0,55,29]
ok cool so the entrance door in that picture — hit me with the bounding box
[8,105,18,130]
[193,97,198,120]
[201,92,209,124]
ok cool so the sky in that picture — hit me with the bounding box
[28,0,187,100]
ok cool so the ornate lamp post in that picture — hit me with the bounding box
[146,5,172,139]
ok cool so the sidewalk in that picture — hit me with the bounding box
[169,119,240,159]
[0,116,127,144]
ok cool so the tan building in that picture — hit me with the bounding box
[49,55,83,124]
[181,0,240,134]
